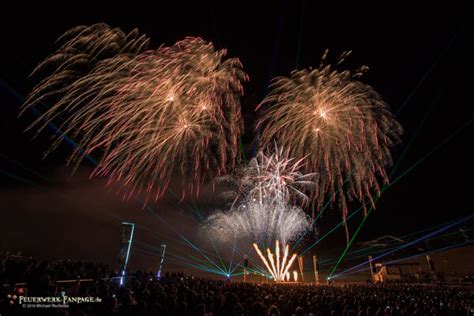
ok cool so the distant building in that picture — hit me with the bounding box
[372,262,421,282]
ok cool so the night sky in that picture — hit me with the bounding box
[1,1,473,275]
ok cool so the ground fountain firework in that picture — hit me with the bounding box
[253,240,298,282]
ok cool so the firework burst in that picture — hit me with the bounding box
[21,24,248,202]
[257,51,403,235]
[234,147,315,206]
[204,148,312,245]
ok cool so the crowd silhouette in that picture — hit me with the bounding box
[1,252,473,315]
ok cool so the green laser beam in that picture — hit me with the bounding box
[319,226,473,266]
[301,113,473,258]
[327,83,448,278]
[0,155,237,277]
[316,30,459,272]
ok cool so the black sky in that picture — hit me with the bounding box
[0,1,473,274]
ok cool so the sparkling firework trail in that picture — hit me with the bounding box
[257,51,403,235]
[21,23,247,201]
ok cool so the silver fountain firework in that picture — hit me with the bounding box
[204,148,312,245]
